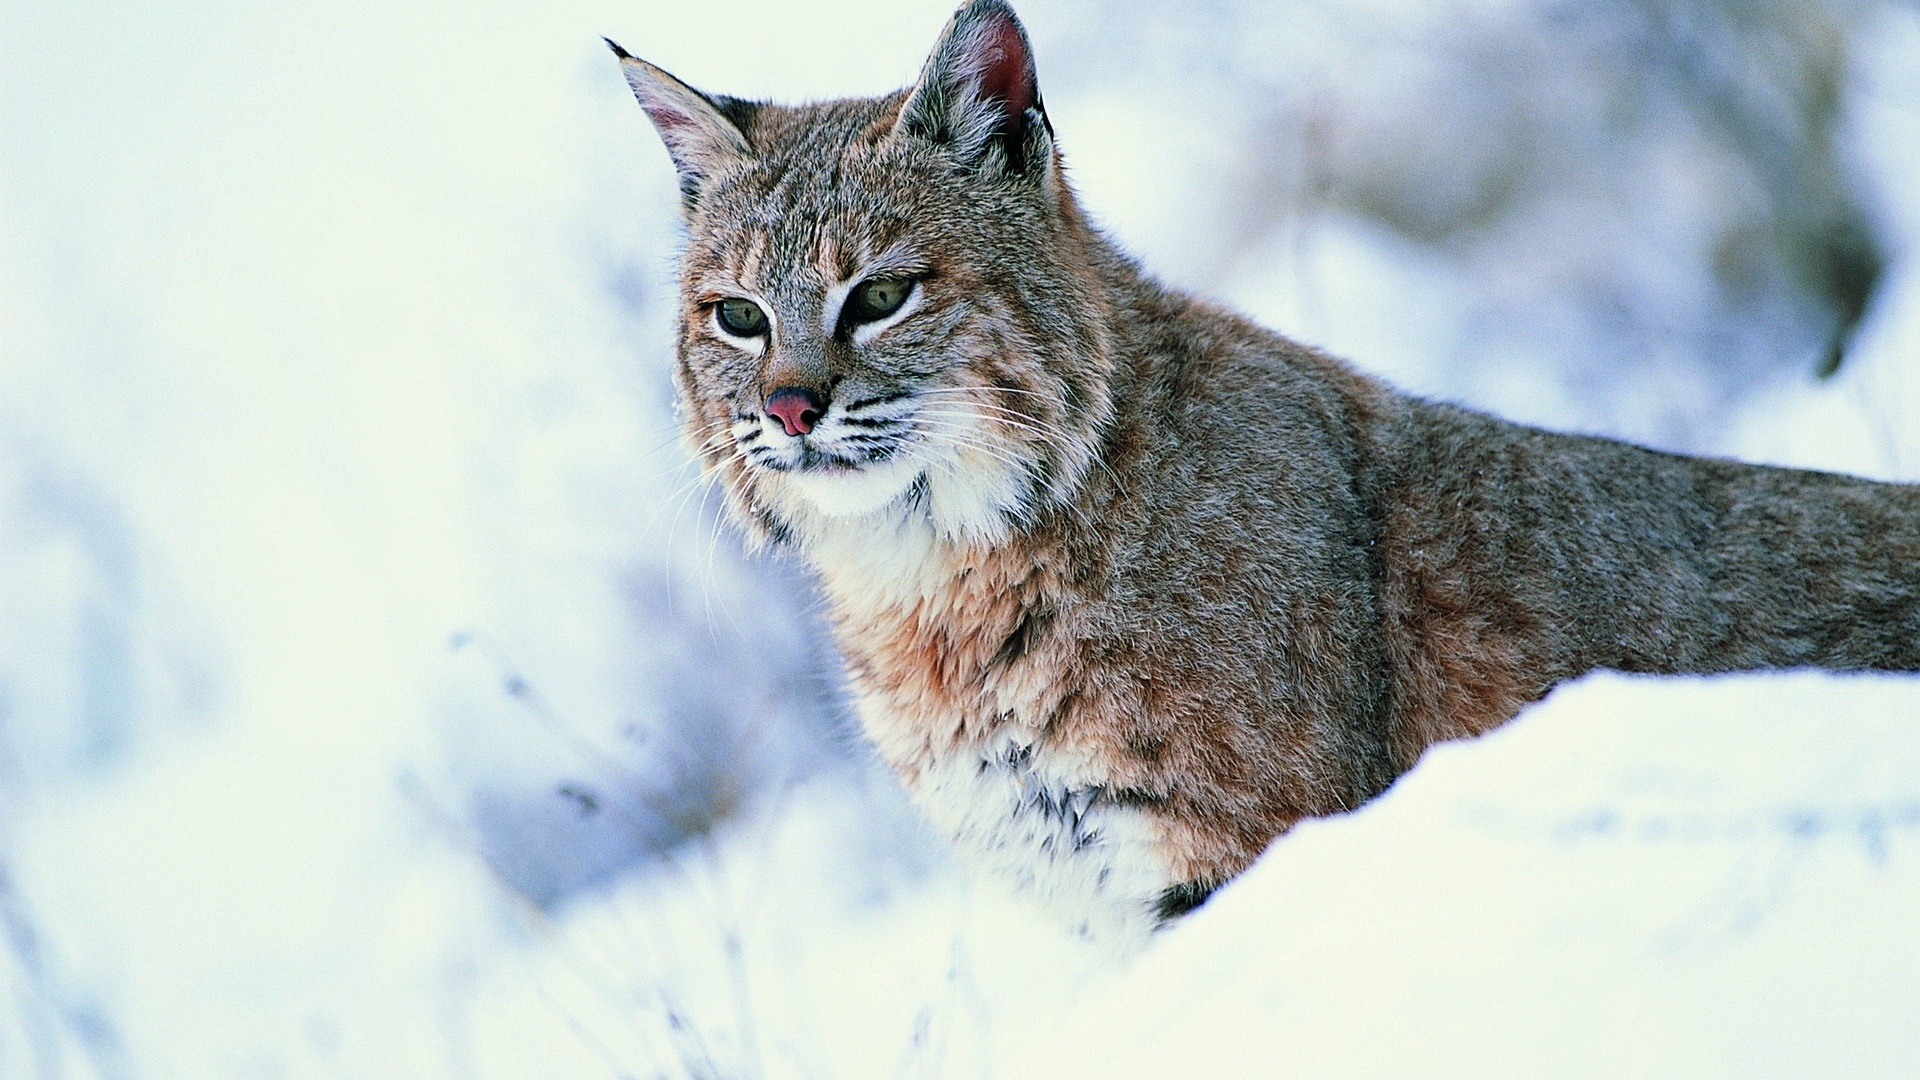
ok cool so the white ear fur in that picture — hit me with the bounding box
[894,1,1052,175]
[607,39,752,209]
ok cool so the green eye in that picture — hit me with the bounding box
[844,277,914,325]
[716,298,768,337]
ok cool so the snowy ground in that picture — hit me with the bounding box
[1008,673,1920,1079]
[3,0,1919,1077]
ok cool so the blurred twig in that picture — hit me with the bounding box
[0,862,138,1080]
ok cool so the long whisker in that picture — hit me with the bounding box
[922,426,1100,536]
[911,433,1035,496]
[638,420,737,503]
[882,388,1075,435]
[910,416,1101,533]
[905,389,1125,490]
[912,404,1065,442]
[687,430,742,463]
[644,416,737,463]
[702,491,731,642]
[663,462,734,608]
[653,471,716,541]
[646,424,746,511]
[698,445,759,639]
[911,404,1124,494]
[658,440,733,520]
[681,447,762,614]
[911,384,1070,406]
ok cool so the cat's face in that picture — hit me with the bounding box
[674,100,1091,542]
[616,2,1114,548]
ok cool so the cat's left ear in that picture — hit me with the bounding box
[894,0,1055,178]
[607,39,754,213]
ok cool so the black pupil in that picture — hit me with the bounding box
[719,299,765,336]
[849,279,909,323]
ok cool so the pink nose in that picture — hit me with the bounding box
[766,387,825,436]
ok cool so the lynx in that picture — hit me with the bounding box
[611,1,1920,947]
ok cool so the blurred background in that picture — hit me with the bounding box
[3,0,1919,1076]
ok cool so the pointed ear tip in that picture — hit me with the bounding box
[963,0,1024,25]
[602,36,633,59]
[949,0,1033,57]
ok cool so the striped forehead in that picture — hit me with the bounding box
[709,181,897,292]
[695,95,919,295]
[705,220,837,300]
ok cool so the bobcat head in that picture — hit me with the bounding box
[613,1,1116,551]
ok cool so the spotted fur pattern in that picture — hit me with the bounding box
[612,2,1920,947]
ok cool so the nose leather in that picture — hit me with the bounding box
[766,387,826,436]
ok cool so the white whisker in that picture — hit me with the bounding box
[909,414,1101,533]
[905,388,1125,490]
[911,404,1122,503]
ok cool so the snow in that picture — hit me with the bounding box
[1006,671,1920,1079]
[2,0,1918,1076]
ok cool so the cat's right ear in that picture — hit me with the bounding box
[606,39,753,214]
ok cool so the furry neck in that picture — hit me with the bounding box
[800,473,1028,616]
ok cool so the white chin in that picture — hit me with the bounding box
[782,455,924,518]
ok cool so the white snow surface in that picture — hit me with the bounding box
[1007,671,1920,1080]
[2,0,1919,1077]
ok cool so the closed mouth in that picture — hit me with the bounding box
[754,439,903,473]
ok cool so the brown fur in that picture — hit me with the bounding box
[611,3,1920,936]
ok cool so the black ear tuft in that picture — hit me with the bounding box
[895,1,1052,177]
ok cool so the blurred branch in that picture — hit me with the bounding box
[0,863,137,1080]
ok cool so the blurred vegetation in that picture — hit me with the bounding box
[1065,0,1894,443]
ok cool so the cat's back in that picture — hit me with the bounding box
[1098,281,1392,571]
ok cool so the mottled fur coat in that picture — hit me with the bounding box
[612,1,1920,946]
